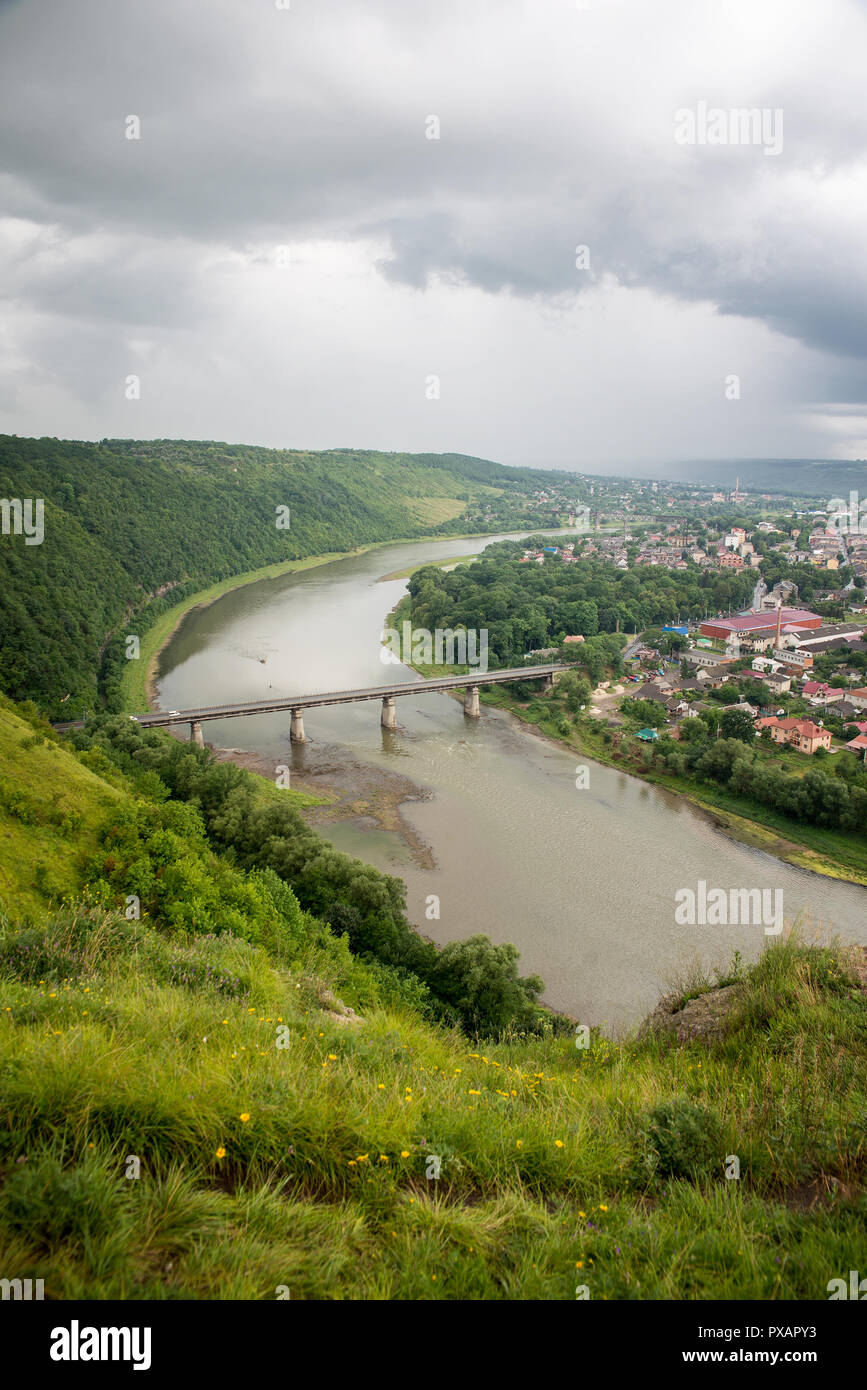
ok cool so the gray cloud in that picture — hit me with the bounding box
[0,0,866,462]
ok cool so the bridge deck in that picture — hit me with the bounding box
[54,664,563,730]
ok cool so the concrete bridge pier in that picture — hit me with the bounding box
[463,685,480,719]
[290,709,306,743]
[381,696,397,730]
[190,720,204,748]
[541,675,554,694]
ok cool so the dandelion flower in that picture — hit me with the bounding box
[240,1112,250,1123]
[215,1146,226,1159]
[555,1140,564,1148]
[401,1150,410,1158]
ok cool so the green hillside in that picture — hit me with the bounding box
[0,697,864,1300]
[0,437,547,718]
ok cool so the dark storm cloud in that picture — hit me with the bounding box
[0,0,863,353]
[0,0,865,458]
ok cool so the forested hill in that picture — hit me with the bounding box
[0,436,548,716]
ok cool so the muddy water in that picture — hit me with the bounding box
[155,533,867,1032]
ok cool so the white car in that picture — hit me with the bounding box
[167,710,180,717]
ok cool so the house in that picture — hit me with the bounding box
[761,673,792,695]
[683,650,735,671]
[801,681,838,704]
[826,699,860,722]
[754,717,832,754]
[846,688,867,710]
[846,734,867,759]
[563,634,585,644]
[635,682,671,704]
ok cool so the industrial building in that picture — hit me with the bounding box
[699,609,822,642]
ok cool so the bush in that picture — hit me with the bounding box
[429,935,544,1035]
[639,1097,724,1183]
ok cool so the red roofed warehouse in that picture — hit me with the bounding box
[700,609,822,641]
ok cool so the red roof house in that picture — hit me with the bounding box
[754,716,832,754]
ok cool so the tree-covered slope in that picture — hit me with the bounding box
[0,436,541,716]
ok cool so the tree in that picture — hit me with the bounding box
[720,708,758,744]
[430,936,543,1034]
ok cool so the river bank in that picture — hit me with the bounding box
[128,527,569,714]
[476,682,867,888]
[209,742,437,870]
[151,530,867,1027]
[125,552,357,712]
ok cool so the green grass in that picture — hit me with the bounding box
[0,695,864,1300]
[0,910,864,1299]
[0,704,123,922]
[377,555,479,583]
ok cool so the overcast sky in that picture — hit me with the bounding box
[1,0,866,471]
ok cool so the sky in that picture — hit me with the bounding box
[1,0,866,472]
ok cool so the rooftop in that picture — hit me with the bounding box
[704,609,821,634]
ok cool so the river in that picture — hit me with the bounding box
[153,532,867,1032]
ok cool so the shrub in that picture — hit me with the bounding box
[639,1096,724,1183]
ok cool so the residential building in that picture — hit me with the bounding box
[754,717,832,754]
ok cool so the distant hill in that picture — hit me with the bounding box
[630,458,867,498]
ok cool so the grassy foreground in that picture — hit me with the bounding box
[0,703,864,1299]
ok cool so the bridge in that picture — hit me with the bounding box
[55,664,564,745]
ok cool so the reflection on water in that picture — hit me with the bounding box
[156,533,867,1032]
